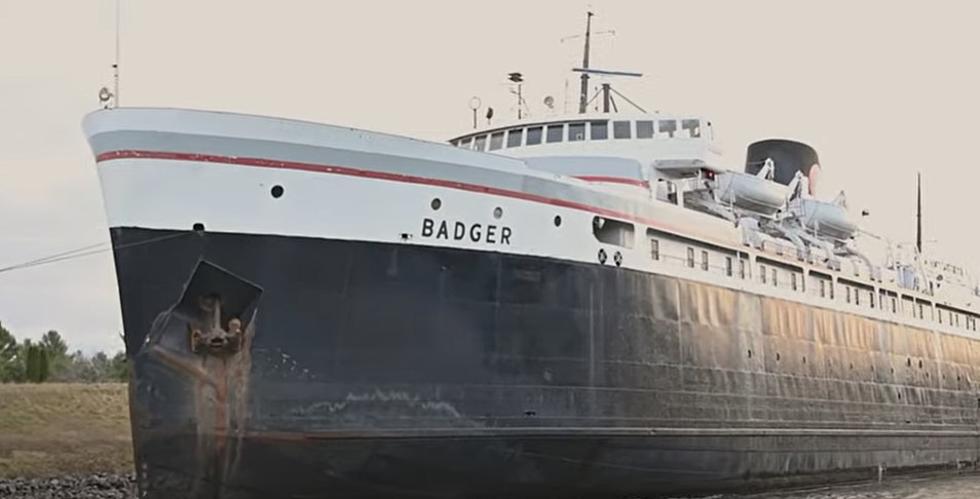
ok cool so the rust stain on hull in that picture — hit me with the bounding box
[135,261,262,498]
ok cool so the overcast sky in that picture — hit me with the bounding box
[2,1,979,353]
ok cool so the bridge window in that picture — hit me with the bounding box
[791,273,798,291]
[739,259,746,279]
[650,238,660,260]
[760,264,767,284]
[489,132,504,151]
[569,122,586,141]
[725,256,733,277]
[636,120,654,139]
[613,120,631,139]
[701,250,709,271]
[506,128,523,148]
[682,119,701,138]
[687,247,695,268]
[771,268,777,287]
[659,120,677,138]
[590,121,608,140]
[458,137,472,149]
[546,124,564,143]
[526,126,543,145]
[473,135,487,152]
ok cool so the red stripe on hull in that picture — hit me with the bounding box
[95,149,722,248]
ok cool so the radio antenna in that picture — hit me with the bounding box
[916,172,922,254]
[113,0,121,107]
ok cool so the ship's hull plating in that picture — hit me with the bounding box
[114,227,980,498]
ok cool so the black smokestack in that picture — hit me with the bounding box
[746,139,821,195]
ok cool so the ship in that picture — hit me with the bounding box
[83,13,980,499]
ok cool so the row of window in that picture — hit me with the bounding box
[593,216,979,333]
[451,119,705,151]
[647,236,979,333]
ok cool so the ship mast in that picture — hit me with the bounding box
[577,11,593,114]
[916,172,922,254]
[114,0,120,107]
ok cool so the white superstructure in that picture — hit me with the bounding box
[441,109,980,338]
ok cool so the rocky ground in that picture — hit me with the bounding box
[0,473,134,499]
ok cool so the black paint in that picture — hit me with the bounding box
[109,228,980,499]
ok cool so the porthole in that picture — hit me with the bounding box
[493,207,503,219]
[431,198,442,210]
[192,222,205,232]
[553,215,562,227]
[802,356,807,364]
[776,353,781,361]
[271,185,284,198]
[918,360,923,369]
[597,248,607,264]
[747,349,752,358]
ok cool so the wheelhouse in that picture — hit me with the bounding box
[449,115,714,152]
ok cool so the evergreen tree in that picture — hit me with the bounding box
[40,330,69,377]
[23,342,50,383]
[0,321,128,383]
[38,348,49,382]
[0,322,21,382]
[109,351,128,382]
[23,341,39,382]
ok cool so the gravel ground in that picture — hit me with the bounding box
[0,473,134,499]
[2,470,978,498]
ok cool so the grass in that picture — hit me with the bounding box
[0,383,132,477]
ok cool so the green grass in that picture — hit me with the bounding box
[0,383,132,477]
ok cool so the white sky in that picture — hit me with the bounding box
[2,1,979,353]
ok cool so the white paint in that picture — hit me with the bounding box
[88,108,980,344]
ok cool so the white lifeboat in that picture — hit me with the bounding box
[798,198,857,240]
[713,171,788,216]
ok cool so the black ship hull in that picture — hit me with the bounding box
[112,227,980,498]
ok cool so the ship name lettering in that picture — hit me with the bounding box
[421,218,511,245]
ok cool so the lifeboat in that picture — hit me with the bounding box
[713,171,788,216]
[798,198,858,240]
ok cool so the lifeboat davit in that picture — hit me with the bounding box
[798,198,857,240]
[714,171,788,216]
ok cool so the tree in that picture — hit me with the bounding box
[22,341,49,383]
[40,330,69,376]
[58,350,97,382]
[90,351,110,381]
[0,322,22,382]
[109,351,128,382]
